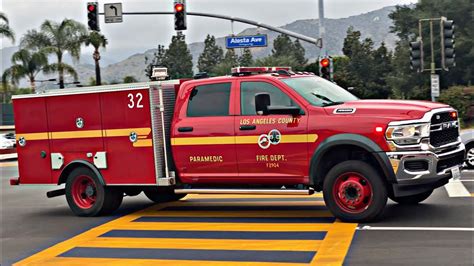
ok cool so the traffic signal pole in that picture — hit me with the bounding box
[415,17,455,102]
[97,11,322,47]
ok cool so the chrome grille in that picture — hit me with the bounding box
[429,111,459,147]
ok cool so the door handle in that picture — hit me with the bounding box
[239,125,256,131]
[178,127,193,132]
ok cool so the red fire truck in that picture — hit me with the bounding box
[11,67,465,222]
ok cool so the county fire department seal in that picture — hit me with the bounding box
[258,129,281,149]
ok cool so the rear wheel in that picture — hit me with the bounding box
[144,187,186,203]
[323,160,387,222]
[389,190,433,205]
[65,166,123,217]
[465,143,474,169]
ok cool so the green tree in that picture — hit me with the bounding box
[271,34,307,69]
[0,12,15,42]
[239,48,254,66]
[2,49,51,93]
[272,34,295,58]
[339,27,393,99]
[162,32,193,79]
[21,19,87,89]
[123,76,138,83]
[145,45,166,80]
[212,49,240,76]
[389,0,473,89]
[293,40,307,66]
[198,34,223,74]
[255,55,299,69]
[84,31,108,86]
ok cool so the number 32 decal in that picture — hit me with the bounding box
[128,93,144,109]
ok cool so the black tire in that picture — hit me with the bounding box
[389,190,433,205]
[323,160,387,222]
[465,143,474,169]
[144,187,186,203]
[65,166,123,217]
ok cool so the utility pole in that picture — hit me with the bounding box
[318,0,326,56]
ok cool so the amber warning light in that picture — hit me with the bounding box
[450,111,457,119]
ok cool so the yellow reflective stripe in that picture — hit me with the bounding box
[15,128,152,141]
[51,130,102,139]
[172,136,236,146]
[105,128,151,137]
[16,132,48,141]
[133,139,153,147]
[172,134,319,146]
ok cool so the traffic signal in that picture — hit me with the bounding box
[174,0,187,31]
[409,41,423,72]
[87,2,99,31]
[319,57,333,81]
[442,19,455,69]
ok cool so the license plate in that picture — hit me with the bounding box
[451,167,461,180]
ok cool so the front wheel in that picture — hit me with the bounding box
[465,143,474,169]
[389,190,433,205]
[65,166,123,217]
[323,160,387,222]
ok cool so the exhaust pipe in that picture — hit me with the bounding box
[46,188,65,198]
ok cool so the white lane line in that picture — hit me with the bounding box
[460,179,474,182]
[444,179,471,197]
[357,226,474,232]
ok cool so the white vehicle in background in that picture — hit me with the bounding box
[0,133,17,160]
[461,129,474,169]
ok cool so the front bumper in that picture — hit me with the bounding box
[386,143,465,185]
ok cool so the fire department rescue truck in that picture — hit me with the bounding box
[11,67,465,222]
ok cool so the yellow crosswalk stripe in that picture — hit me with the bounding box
[81,237,322,251]
[139,210,334,217]
[34,257,309,266]
[114,222,333,232]
[14,194,357,266]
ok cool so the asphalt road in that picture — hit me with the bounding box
[1,161,473,265]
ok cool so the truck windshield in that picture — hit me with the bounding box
[282,77,358,107]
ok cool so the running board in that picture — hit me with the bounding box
[174,188,314,195]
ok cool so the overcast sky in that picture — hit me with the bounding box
[1,0,416,61]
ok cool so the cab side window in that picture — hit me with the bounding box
[187,83,231,117]
[241,81,295,115]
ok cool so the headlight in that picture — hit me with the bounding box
[386,123,430,145]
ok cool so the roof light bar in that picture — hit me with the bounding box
[231,67,292,75]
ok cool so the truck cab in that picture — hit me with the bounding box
[11,67,466,222]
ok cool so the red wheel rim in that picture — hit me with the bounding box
[71,175,97,209]
[332,172,373,214]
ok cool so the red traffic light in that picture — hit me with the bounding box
[175,3,184,12]
[320,58,330,68]
[87,4,96,12]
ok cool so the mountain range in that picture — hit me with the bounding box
[1,5,398,86]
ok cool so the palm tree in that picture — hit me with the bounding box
[84,31,108,86]
[0,12,15,42]
[2,49,51,93]
[20,19,87,89]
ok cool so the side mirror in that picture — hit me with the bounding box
[255,93,271,115]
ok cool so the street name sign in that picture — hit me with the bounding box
[226,35,268,48]
[104,3,123,23]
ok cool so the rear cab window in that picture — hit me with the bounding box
[186,83,231,117]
